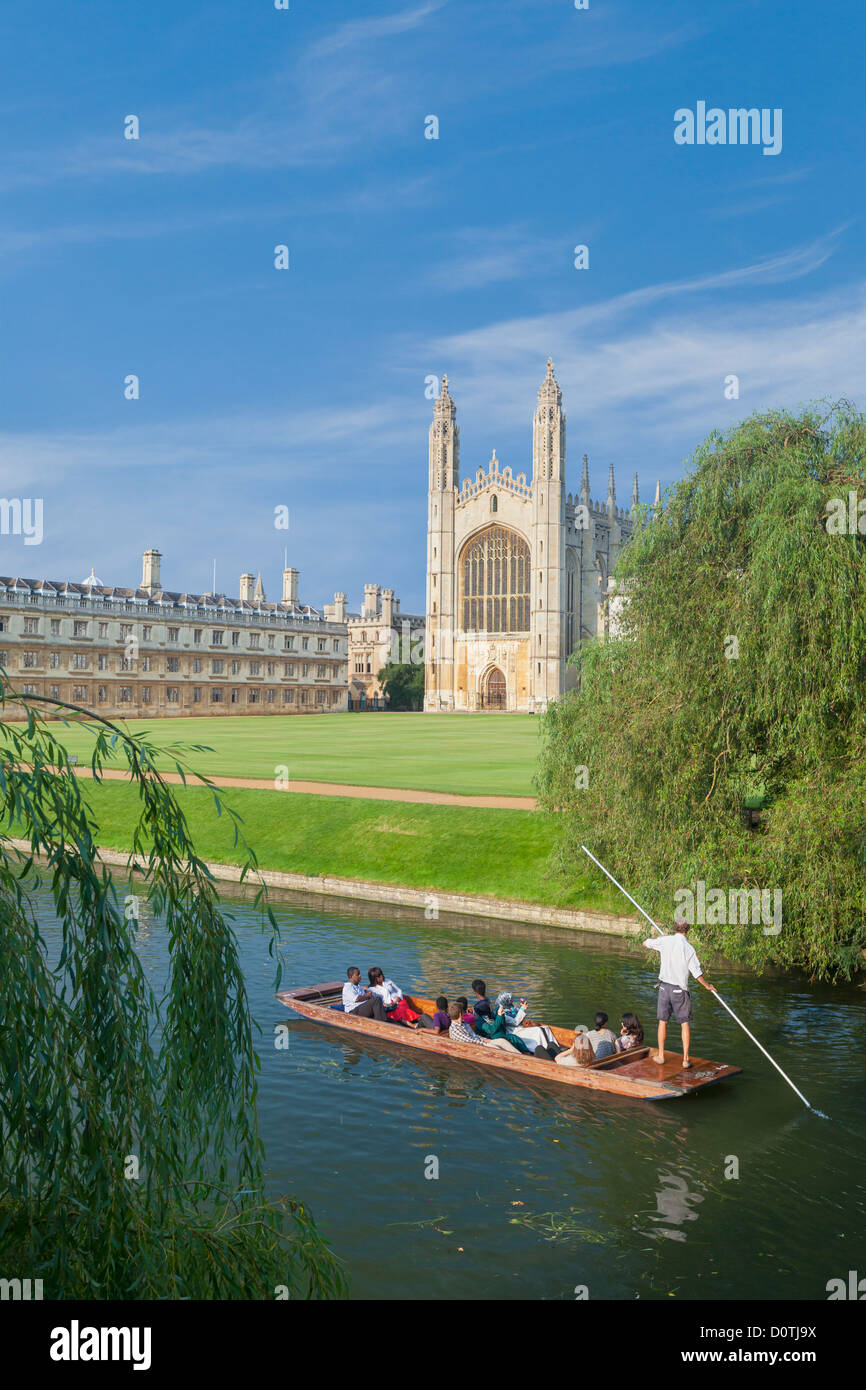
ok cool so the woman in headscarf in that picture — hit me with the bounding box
[493,992,562,1061]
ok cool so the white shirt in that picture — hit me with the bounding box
[645,933,702,991]
[342,981,367,1012]
[370,979,402,1006]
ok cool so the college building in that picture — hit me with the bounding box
[0,549,349,718]
[328,584,424,709]
[425,360,657,713]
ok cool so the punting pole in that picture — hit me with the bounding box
[580,845,815,1112]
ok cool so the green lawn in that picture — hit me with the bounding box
[26,779,617,912]
[23,712,541,797]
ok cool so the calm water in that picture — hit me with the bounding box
[36,886,865,1301]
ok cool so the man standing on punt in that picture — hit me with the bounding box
[645,920,716,1069]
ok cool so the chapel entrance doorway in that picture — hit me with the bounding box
[482,667,507,710]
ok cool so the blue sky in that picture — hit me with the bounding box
[0,0,862,612]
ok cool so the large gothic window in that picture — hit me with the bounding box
[459,525,530,633]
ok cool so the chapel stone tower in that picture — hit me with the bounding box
[425,376,460,710]
[530,359,566,711]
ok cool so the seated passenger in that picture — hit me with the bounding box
[448,1002,516,1053]
[584,1012,618,1058]
[368,967,421,1027]
[456,995,476,1029]
[342,966,390,1021]
[429,995,451,1034]
[470,979,494,1023]
[555,1028,595,1068]
[494,992,563,1060]
[615,1012,645,1051]
[475,1001,518,1044]
[475,1000,553,1061]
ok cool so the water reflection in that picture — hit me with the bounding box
[645,1171,705,1242]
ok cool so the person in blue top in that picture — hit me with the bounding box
[470,978,494,1025]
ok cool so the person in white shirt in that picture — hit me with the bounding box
[644,922,716,1068]
[367,966,425,1028]
[341,966,390,1021]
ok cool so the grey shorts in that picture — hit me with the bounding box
[657,982,692,1023]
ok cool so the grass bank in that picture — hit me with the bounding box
[32,779,618,912]
[19,712,539,796]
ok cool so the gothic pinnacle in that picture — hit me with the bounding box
[581,453,590,505]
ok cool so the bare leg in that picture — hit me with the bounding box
[681,1022,691,1067]
[654,1021,666,1063]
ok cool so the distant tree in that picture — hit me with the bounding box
[0,681,348,1298]
[378,661,424,710]
[536,403,866,981]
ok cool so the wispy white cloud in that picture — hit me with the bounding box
[419,231,860,484]
[426,223,573,289]
[1,229,858,607]
[0,403,415,489]
[0,3,449,190]
[0,399,427,604]
[309,0,448,57]
[424,230,846,373]
[0,1,715,191]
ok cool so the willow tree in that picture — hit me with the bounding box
[0,683,347,1298]
[536,403,866,981]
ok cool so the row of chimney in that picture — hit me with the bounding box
[139,550,395,623]
[141,549,300,605]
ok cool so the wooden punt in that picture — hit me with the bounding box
[276,982,742,1102]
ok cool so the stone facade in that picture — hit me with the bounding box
[324,585,424,706]
[425,360,647,713]
[0,550,349,719]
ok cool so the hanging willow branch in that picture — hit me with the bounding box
[0,681,347,1299]
[535,400,866,981]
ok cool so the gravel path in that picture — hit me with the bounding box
[64,764,537,810]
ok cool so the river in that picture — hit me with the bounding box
[36,885,866,1301]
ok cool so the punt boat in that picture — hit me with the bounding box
[276,982,742,1101]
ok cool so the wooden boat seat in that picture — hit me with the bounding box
[279,981,343,1001]
[585,1045,652,1070]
